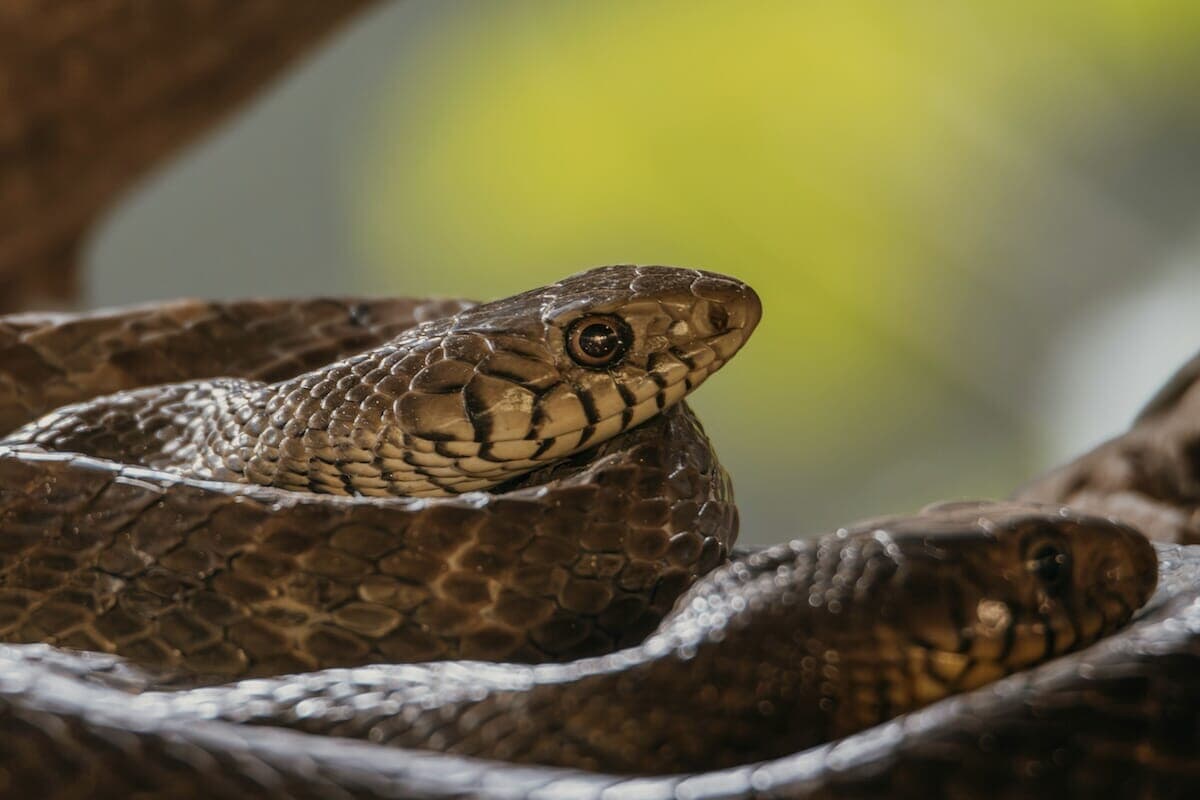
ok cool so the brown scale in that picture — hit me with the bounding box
[7,266,761,500]
[139,501,1156,776]
[0,303,1189,799]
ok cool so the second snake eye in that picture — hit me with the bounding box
[566,315,632,368]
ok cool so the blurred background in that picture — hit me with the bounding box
[82,1,1200,544]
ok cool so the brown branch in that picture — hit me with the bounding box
[0,0,381,311]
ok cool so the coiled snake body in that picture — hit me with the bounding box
[0,266,1193,798]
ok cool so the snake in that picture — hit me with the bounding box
[0,264,1192,799]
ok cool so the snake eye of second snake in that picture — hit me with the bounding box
[567,315,631,368]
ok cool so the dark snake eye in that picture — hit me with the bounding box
[566,315,631,368]
[1026,542,1071,592]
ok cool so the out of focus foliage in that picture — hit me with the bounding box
[95,2,1200,540]
[346,2,1200,537]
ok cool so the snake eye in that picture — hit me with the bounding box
[1026,541,1071,592]
[566,315,631,368]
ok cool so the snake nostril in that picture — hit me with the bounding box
[708,304,730,334]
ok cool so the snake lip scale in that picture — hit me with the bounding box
[0,264,1189,799]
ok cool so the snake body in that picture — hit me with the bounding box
[0,266,756,679]
[1017,347,1200,545]
[0,265,1192,798]
[137,500,1153,777]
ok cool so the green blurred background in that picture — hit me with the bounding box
[86,1,1200,543]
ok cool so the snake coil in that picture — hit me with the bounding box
[0,266,1192,799]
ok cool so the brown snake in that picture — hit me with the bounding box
[0,265,1193,798]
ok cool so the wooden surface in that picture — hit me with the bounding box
[0,0,381,311]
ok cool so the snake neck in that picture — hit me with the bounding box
[1,378,262,478]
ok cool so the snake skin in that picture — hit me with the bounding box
[0,268,753,680]
[0,296,473,436]
[133,501,1153,776]
[0,526,1180,800]
[0,402,734,679]
[8,267,759,497]
[0,268,1194,798]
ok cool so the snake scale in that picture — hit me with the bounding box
[0,265,1195,799]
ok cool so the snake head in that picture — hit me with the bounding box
[870,500,1157,707]
[8,265,760,499]
[376,265,761,494]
